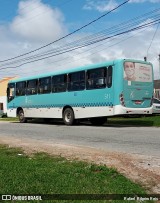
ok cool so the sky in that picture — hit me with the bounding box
[0,0,160,79]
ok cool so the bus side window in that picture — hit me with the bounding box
[68,71,85,91]
[107,66,112,88]
[16,81,26,96]
[26,79,38,95]
[86,67,106,90]
[38,77,51,94]
[52,74,67,93]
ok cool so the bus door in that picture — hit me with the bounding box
[123,61,153,108]
[7,83,15,103]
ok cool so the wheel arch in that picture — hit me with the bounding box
[16,107,23,116]
[62,105,74,116]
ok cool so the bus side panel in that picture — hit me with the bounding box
[10,86,116,119]
[112,61,123,109]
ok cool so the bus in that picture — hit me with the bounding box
[7,59,154,125]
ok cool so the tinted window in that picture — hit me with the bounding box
[68,71,85,91]
[38,77,51,94]
[52,74,67,93]
[16,81,26,96]
[86,67,106,90]
[26,79,38,95]
[107,66,112,88]
[153,98,160,104]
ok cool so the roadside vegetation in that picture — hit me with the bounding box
[108,115,160,127]
[0,115,160,126]
[0,117,18,122]
[0,145,153,203]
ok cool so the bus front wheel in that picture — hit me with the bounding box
[18,110,27,123]
[63,108,75,125]
[90,117,107,126]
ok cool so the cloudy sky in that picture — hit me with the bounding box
[0,0,160,79]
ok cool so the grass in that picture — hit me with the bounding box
[0,117,18,122]
[0,145,153,203]
[0,115,160,127]
[108,115,160,127]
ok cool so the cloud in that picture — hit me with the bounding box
[0,0,159,80]
[83,0,118,12]
[1,21,160,79]
[10,0,67,43]
[83,0,160,11]
[129,0,160,3]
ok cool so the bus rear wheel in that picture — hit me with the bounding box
[18,110,27,123]
[63,108,75,125]
[90,117,107,126]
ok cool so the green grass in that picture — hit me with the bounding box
[0,145,153,203]
[0,117,18,122]
[1,115,160,127]
[108,115,160,127]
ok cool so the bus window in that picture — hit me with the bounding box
[26,79,38,95]
[16,81,26,96]
[38,77,51,94]
[86,67,106,90]
[68,71,85,91]
[107,66,112,88]
[7,83,15,102]
[52,74,67,93]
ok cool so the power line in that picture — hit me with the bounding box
[0,0,130,63]
[1,6,160,68]
[1,6,160,69]
[0,18,159,71]
[9,26,150,76]
[146,22,159,58]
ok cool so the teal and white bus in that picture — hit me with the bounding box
[7,59,154,125]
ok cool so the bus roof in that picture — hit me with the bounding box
[8,58,152,83]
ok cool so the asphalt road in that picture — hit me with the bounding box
[0,121,159,157]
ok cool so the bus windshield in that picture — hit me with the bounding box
[124,62,152,82]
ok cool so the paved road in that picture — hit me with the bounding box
[0,121,159,157]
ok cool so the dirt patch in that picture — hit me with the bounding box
[0,135,160,194]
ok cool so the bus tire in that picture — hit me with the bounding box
[63,108,75,125]
[90,117,107,126]
[18,110,27,123]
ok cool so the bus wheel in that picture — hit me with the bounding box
[90,117,107,126]
[18,110,27,123]
[63,108,74,125]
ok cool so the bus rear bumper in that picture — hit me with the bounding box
[114,105,153,115]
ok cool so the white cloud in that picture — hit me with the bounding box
[1,22,160,80]
[83,0,118,12]
[10,0,67,42]
[129,0,160,3]
[0,1,159,80]
[83,0,160,10]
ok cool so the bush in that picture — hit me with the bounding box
[2,113,7,118]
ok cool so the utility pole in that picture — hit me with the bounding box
[159,54,160,79]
